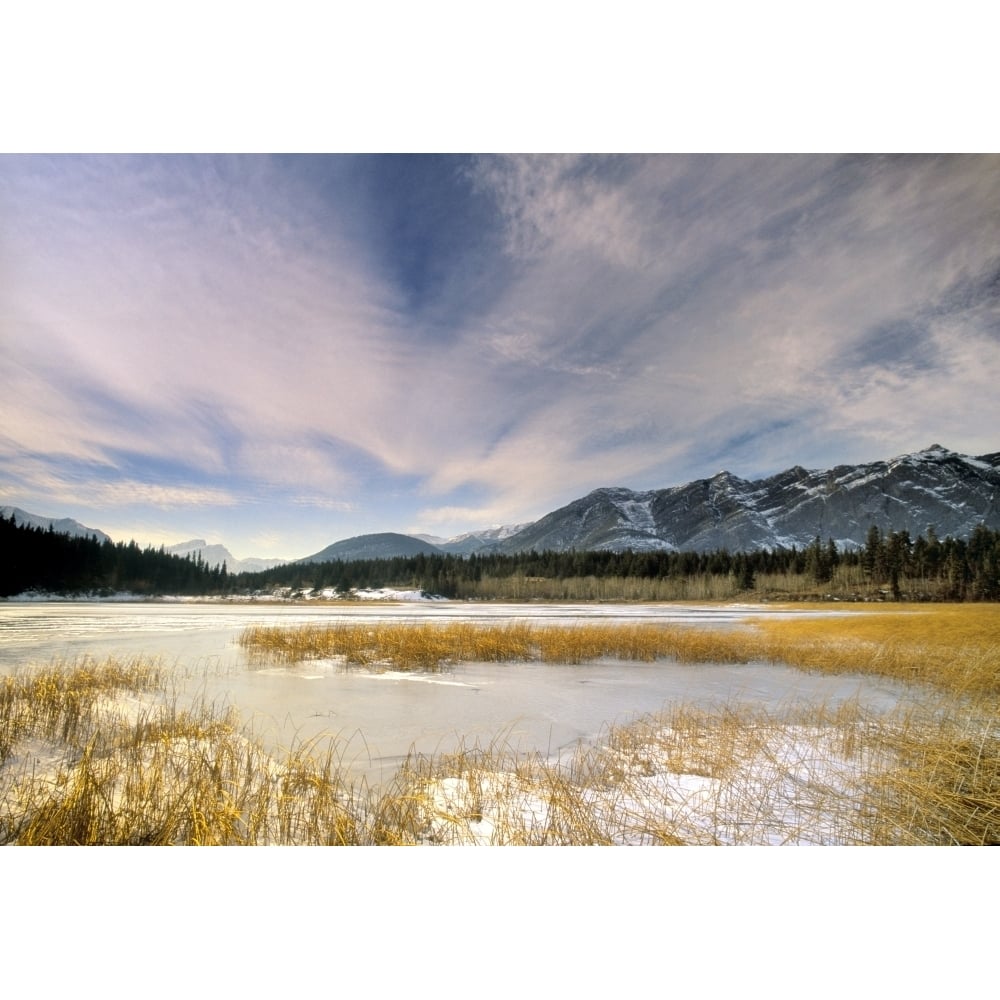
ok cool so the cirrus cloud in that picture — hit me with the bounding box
[2,154,998,556]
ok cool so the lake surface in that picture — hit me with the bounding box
[0,600,910,784]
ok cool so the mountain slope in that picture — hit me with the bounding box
[498,445,1000,554]
[298,532,444,564]
[1,506,111,543]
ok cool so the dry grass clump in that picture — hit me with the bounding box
[3,717,366,846]
[368,745,537,845]
[1,656,163,764]
[531,623,754,664]
[0,657,366,844]
[572,702,888,845]
[240,621,538,670]
[367,741,621,845]
[239,620,760,670]
[271,740,366,845]
[10,720,265,845]
[865,707,1000,845]
[750,604,1000,698]
[447,621,536,662]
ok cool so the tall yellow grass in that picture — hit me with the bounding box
[1,656,163,764]
[239,605,1000,699]
[239,620,759,670]
[3,667,996,844]
[4,605,998,844]
[0,658,365,845]
[750,603,1000,698]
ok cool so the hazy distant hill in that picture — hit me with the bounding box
[297,532,444,563]
[1,506,111,543]
[496,445,1000,554]
[165,539,285,574]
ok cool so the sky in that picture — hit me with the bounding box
[2,154,999,559]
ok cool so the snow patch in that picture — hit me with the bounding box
[614,497,657,533]
[411,722,887,845]
[352,588,447,602]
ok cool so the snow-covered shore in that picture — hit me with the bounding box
[1,586,445,603]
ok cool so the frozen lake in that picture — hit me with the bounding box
[0,600,910,783]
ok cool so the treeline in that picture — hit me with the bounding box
[0,515,230,597]
[240,523,1000,602]
[4,512,1000,601]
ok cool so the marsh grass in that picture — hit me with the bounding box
[0,656,164,764]
[368,740,616,845]
[273,739,367,845]
[0,658,365,845]
[231,606,1000,845]
[239,620,758,670]
[239,621,538,670]
[241,606,1000,701]
[864,706,1000,845]
[5,605,999,844]
[3,677,997,844]
[750,603,1000,698]
[350,699,998,845]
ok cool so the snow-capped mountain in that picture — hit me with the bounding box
[12,445,997,568]
[414,524,532,555]
[1,506,111,543]
[166,539,285,574]
[496,445,1000,554]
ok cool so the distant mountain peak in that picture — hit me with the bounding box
[412,523,532,554]
[169,538,208,551]
[165,539,285,575]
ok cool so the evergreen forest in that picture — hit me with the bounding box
[4,513,999,602]
[1,516,229,597]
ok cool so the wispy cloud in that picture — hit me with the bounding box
[2,154,998,553]
[0,467,238,511]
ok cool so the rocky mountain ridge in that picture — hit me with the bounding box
[9,445,998,565]
[494,445,1000,554]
